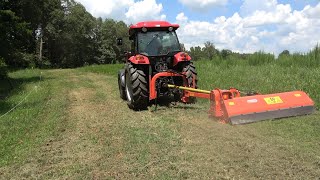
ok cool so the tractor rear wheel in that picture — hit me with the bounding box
[118,69,126,100]
[125,63,149,110]
[182,62,198,103]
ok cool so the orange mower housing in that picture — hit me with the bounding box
[168,83,315,125]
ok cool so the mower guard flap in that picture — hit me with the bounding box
[221,91,314,125]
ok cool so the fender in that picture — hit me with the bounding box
[173,52,191,66]
[128,54,150,64]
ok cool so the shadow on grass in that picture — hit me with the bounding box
[0,76,48,115]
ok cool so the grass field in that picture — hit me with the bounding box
[0,61,319,179]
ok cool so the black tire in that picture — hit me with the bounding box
[182,62,198,103]
[125,63,149,110]
[118,69,126,100]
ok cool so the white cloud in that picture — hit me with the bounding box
[176,1,320,55]
[240,0,277,16]
[125,0,166,23]
[176,12,188,23]
[75,0,133,20]
[178,0,228,11]
[243,4,291,27]
[302,3,320,18]
[75,0,165,23]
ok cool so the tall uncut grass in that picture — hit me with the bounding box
[248,51,275,66]
[277,45,320,67]
[208,44,320,68]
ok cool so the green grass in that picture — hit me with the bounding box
[1,59,319,178]
[0,69,69,166]
[276,45,320,67]
[80,64,123,77]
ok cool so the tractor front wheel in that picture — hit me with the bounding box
[125,63,149,110]
[118,69,126,100]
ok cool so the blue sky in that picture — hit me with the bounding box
[161,0,319,22]
[76,0,320,54]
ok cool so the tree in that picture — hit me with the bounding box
[94,19,129,64]
[0,9,32,67]
[189,46,204,61]
[0,57,8,79]
[0,0,61,67]
[0,0,130,68]
[202,41,217,60]
[180,43,186,51]
[279,50,290,57]
[221,49,232,59]
[45,1,97,67]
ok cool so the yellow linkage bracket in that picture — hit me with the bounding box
[167,84,211,94]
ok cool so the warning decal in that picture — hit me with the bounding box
[264,96,283,105]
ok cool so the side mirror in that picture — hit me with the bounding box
[116,38,123,46]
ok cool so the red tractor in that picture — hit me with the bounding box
[117,21,197,110]
[116,21,314,125]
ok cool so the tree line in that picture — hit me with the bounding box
[0,0,130,73]
[1,0,319,80]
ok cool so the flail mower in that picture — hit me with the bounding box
[117,21,315,125]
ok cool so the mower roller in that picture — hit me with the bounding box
[117,20,315,125]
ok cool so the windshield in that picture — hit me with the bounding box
[137,31,181,56]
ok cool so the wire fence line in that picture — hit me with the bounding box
[0,71,43,119]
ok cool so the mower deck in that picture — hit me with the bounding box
[167,84,315,125]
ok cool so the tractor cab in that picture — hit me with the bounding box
[129,21,181,57]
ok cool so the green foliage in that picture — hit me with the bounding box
[202,41,218,60]
[0,57,8,79]
[94,19,130,64]
[277,44,320,67]
[189,46,204,60]
[279,49,290,57]
[248,51,275,66]
[0,9,32,67]
[220,49,232,59]
[1,0,130,69]
[0,0,62,67]
[189,42,319,69]
[189,43,219,61]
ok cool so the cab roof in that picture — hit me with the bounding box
[130,21,179,29]
[129,21,179,36]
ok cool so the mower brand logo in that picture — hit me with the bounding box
[247,99,258,103]
[264,96,283,105]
